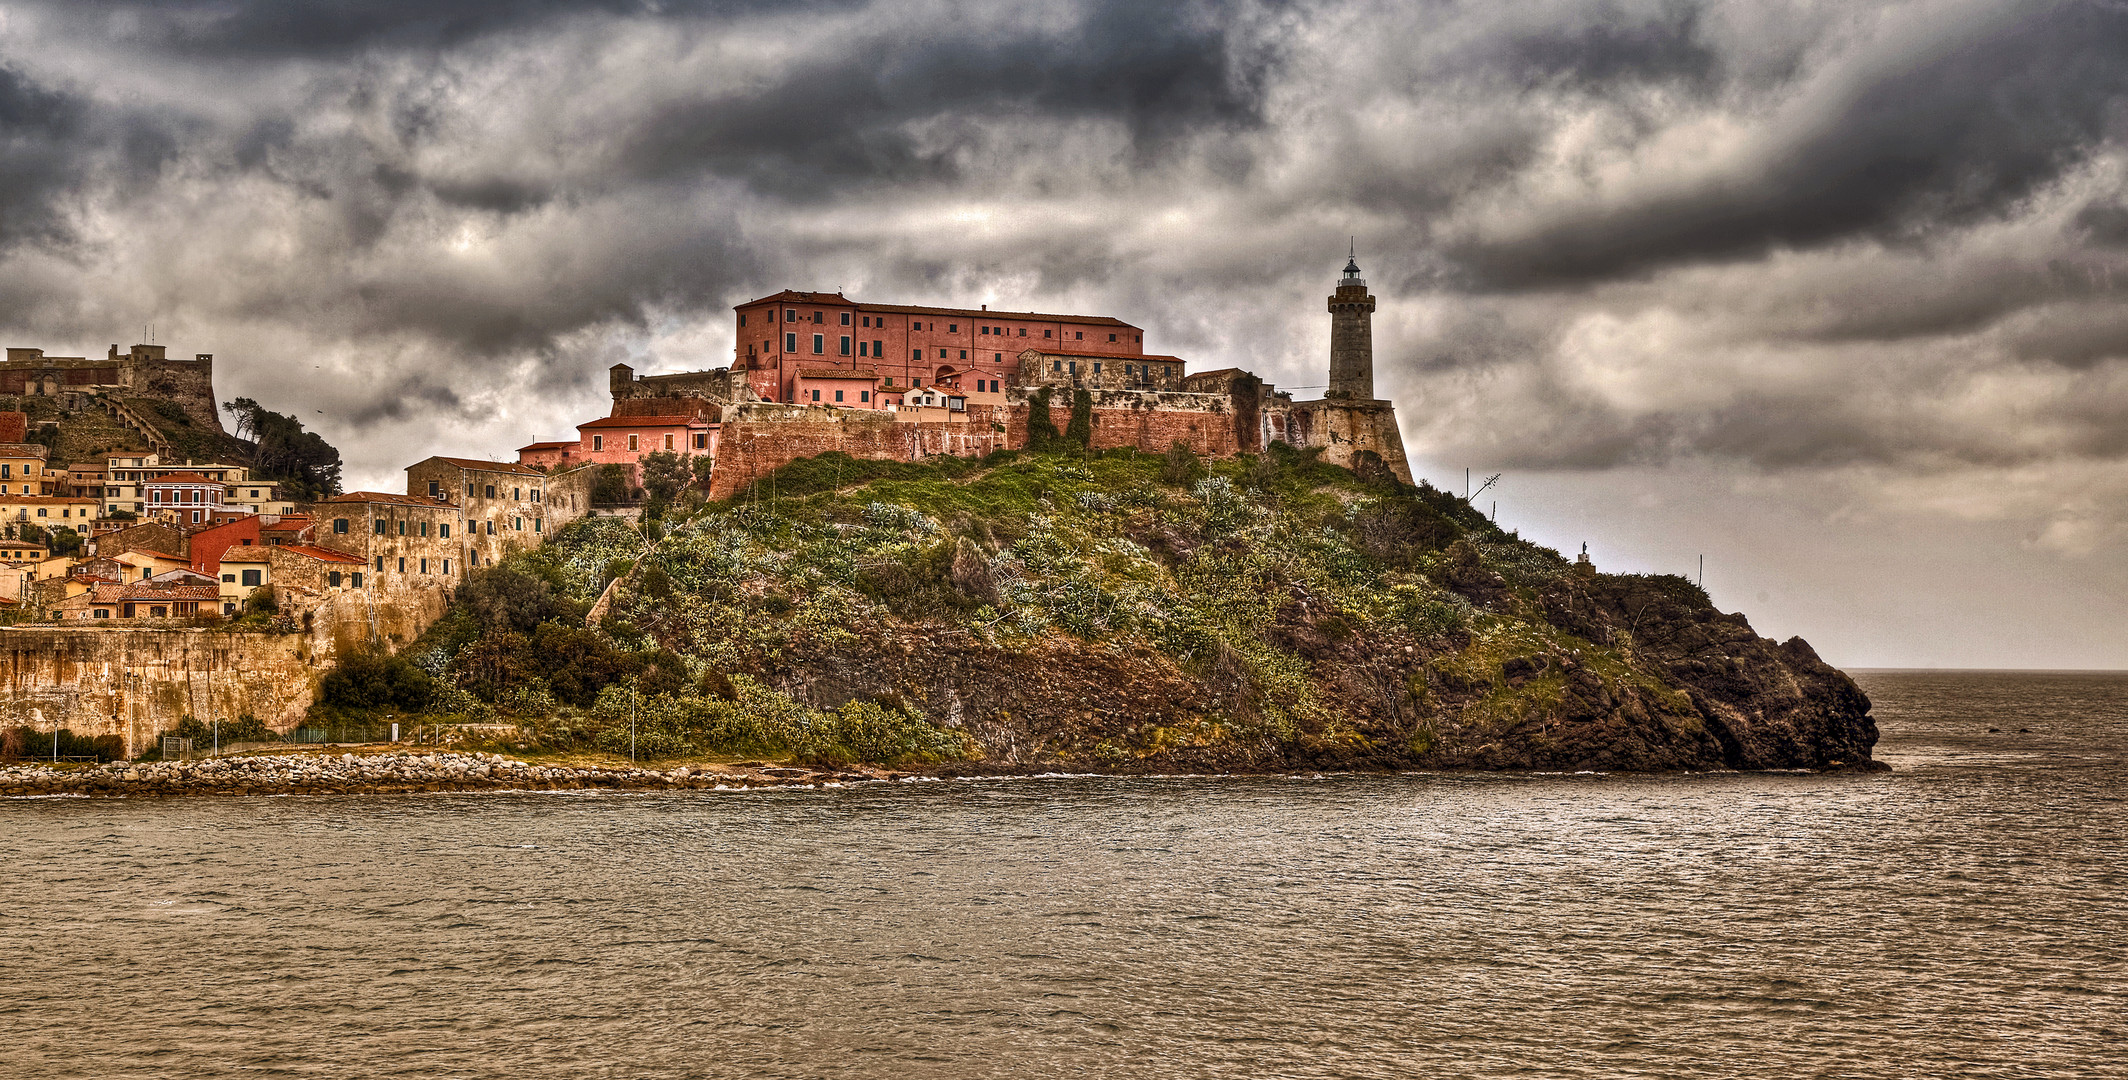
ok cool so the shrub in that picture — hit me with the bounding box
[1064,389,1093,447]
[319,646,437,711]
[1160,441,1205,485]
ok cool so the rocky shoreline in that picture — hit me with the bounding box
[0,751,912,798]
[1,748,1888,798]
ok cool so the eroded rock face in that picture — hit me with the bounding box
[1538,573,1878,771]
[758,565,1880,775]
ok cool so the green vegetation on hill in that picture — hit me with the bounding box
[317,444,1877,772]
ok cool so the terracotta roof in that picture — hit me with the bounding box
[145,471,221,485]
[118,583,219,602]
[736,290,1137,328]
[796,367,882,381]
[518,441,576,452]
[118,548,188,562]
[321,491,454,507]
[217,549,273,562]
[1022,351,1184,365]
[576,415,703,429]
[420,456,540,475]
[279,544,364,564]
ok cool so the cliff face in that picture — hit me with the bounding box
[391,447,1880,773]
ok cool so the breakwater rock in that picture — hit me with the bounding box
[0,752,894,798]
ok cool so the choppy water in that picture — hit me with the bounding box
[3,670,2124,1078]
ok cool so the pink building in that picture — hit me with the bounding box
[520,415,716,485]
[731,290,1142,404]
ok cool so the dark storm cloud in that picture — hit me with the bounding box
[619,4,1274,197]
[0,64,87,247]
[1451,2,2128,287]
[1497,1,1719,91]
[28,0,861,59]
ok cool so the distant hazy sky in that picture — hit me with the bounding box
[3,0,2125,668]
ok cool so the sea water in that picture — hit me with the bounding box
[1,670,2122,1078]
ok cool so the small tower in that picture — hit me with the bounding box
[1326,246,1376,399]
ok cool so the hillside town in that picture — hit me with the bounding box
[0,262,1410,751]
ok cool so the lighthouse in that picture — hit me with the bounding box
[1326,249,1376,399]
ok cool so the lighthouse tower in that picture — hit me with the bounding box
[1326,249,1376,399]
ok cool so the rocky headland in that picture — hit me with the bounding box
[285,447,1879,779]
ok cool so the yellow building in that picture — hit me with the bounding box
[0,443,52,497]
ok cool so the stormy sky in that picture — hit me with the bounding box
[3,0,2126,668]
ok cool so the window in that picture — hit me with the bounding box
[352,572,364,588]
[948,324,957,332]
[663,434,674,451]
[398,520,407,535]
[373,518,386,535]
[241,569,261,587]
[593,435,604,451]
[1019,328,1027,336]
[374,556,384,571]
[328,571,341,587]
[1045,329,1052,338]
[939,349,948,358]
[840,312,850,325]
[694,434,707,450]
[860,391,870,402]
[484,484,496,498]
[515,517,523,531]
[420,558,428,574]
[487,521,495,534]
[812,334,824,354]
[440,524,450,538]
[1164,366,1173,376]
[811,389,820,402]
[94,609,110,619]
[959,350,967,360]
[1053,360,1062,372]
[785,332,797,352]
[466,482,475,497]
[1093,363,1102,373]
[873,339,882,355]
[420,522,429,537]
[627,434,639,451]
[884,376,894,386]
[840,336,851,355]
[994,353,1001,362]
[532,489,541,502]
[835,390,844,402]
[912,348,922,361]
[398,557,406,572]
[1069,362,1077,374]
[533,520,541,533]
[222,573,235,583]
[427,480,440,497]
[739,313,746,327]
[861,316,870,327]
[812,311,823,323]
[785,308,796,320]
[1076,331,1084,340]
[443,559,451,574]
[856,341,866,357]
[913,321,923,330]
[1109,334,1117,342]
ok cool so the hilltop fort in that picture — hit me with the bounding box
[538,256,1413,497]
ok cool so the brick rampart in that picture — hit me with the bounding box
[708,405,1012,499]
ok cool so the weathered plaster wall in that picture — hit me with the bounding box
[0,628,328,755]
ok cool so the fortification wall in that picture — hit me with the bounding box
[708,405,1012,499]
[1004,388,1245,457]
[0,628,328,756]
[1276,399,1414,483]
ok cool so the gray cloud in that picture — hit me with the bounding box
[5,0,2128,619]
